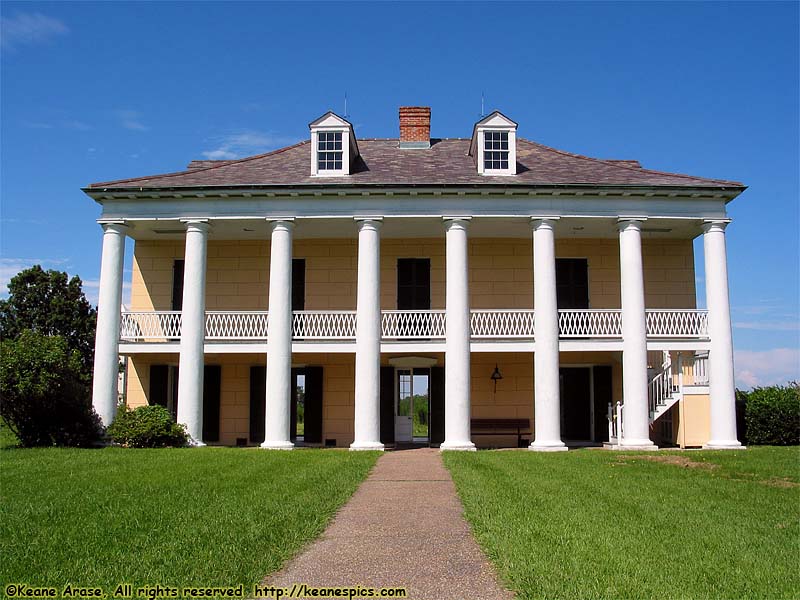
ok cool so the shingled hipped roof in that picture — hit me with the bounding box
[87,138,743,190]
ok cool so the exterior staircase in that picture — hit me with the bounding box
[607,351,708,447]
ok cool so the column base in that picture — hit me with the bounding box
[440,440,476,452]
[349,441,385,451]
[703,440,745,450]
[260,441,294,450]
[618,439,658,451]
[187,438,206,448]
[529,440,568,452]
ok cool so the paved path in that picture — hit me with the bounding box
[261,448,514,600]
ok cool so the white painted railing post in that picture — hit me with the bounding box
[351,218,384,451]
[703,220,743,449]
[177,219,209,446]
[530,217,566,451]
[441,218,475,451]
[92,221,128,427]
[262,219,294,450]
[618,218,657,449]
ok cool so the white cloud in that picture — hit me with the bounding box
[201,131,297,160]
[735,348,800,389]
[0,258,68,295]
[1,12,68,50]
[114,109,149,131]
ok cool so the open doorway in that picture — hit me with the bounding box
[396,368,430,443]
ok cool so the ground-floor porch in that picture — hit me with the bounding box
[123,350,711,449]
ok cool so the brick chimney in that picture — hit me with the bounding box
[399,106,431,149]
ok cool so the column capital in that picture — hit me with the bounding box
[702,219,731,234]
[354,217,383,231]
[617,216,648,231]
[443,217,471,231]
[530,217,560,230]
[267,218,295,232]
[97,220,129,234]
[180,219,210,233]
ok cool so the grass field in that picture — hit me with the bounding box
[0,445,378,591]
[444,447,800,600]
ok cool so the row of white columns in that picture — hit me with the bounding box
[91,217,742,450]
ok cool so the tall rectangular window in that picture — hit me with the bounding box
[483,131,509,170]
[317,131,343,171]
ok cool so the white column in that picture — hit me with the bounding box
[703,220,743,449]
[618,218,657,449]
[91,221,128,427]
[351,218,384,451]
[530,218,567,451]
[177,219,209,446]
[441,218,475,451]
[262,220,294,450]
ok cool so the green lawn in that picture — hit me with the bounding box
[444,447,800,600]
[0,446,378,591]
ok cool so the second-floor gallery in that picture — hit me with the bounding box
[84,106,745,452]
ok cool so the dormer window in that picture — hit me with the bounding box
[309,111,359,177]
[469,111,518,176]
[483,131,509,170]
[317,132,343,171]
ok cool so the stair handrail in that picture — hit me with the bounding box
[648,351,674,415]
[608,400,624,444]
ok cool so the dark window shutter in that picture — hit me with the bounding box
[397,258,430,310]
[561,367,591,441]
[430,366,445,445]
[149,365,169,408]
[172,260,185,311]
[170,366,179,419]
[593,366,613,443]
[292,259,306,311]
[249,366,266,444]
[303,366,324,444]
[290,368,300,442]
[202,365,221,442]
[556,258,589,309]
[380,366,395,444]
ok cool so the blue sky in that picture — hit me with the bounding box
[1,1,798,388]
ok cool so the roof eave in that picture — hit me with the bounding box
[82,182,747,199]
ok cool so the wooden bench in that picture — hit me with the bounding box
[471,418,531,448]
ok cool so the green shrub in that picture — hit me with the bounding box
[0,330,103,447]
[108,405,188,448]
[741,383,800,445]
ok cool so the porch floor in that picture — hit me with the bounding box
[260,448,513,600]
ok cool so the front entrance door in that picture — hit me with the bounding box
[396,368,430,443]
[560,367,591,441]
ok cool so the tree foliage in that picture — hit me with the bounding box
[0,265,97,380]
[0,330,103,447]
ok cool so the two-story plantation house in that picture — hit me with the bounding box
[86,106,745,451]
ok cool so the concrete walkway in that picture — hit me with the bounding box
[262,448,514,600]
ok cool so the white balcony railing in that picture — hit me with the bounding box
[206,311,268,340]
[381,310,446,339]
[559,309,622,338]
[120,308,710,343]
[120,311,181,341]
[471,309,535,338]
[293,311,357,339]
[646,309,709,338]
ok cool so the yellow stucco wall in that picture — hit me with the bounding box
[130,237,697,311]
[126,351,632,447]
[677,394,711,448]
